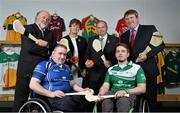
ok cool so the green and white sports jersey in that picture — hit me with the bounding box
[0,52,19,89]
[105,61,146,92]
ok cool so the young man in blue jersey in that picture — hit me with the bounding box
[29,44,93,112]
[98,43,146,112]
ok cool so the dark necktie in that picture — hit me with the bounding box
[130,29,135,48]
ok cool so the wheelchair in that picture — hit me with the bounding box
[18,98,52,113]
[93,94,150,113]
[118,94,150,113]
[18,94,150,113]
[18,96,64,113]
[134,95,150,113]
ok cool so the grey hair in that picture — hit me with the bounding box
[35,10,51,22]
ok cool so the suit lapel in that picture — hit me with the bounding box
[33,24,44,39]
[123,30,131,46]
[76,36,82,56]
[67,36,74,54]
[103,34,111,52]
[76,36,81,47]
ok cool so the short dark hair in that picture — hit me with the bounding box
[54,44,67,50]
[97,20,108,28]
[69,18,81,28]
[116,42,130,53]
[124,9,139,18]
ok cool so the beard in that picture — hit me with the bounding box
[39,23,48,29]
[118,59,126,63]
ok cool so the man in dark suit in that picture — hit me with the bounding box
[121,9,165,112]
[59,18,87,87]
[84,20,118,112]
[85,20,118,95]
[13,10,57,111]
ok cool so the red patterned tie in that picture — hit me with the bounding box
[130,29,135,48]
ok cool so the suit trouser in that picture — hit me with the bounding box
[13,77,30,111]
[48,95,84,112]
[102,94,136,112]
[146,76,157,112]
[83,80,104,112]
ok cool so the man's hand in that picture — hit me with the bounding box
[136,53,147,63]
[50,90,65,98]
[80,69,86,77]
[36,39,48,47]
[96,92,105,102]
[104,60,111,68]
[85,59,94,68]
[115,90,128,98]
[82,88,94,95]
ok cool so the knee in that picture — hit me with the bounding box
[116,97,131,112]
[102,99,114,112]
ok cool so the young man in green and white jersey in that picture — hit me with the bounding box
[98,43,146,112]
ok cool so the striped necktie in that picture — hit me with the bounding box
[99,37,104,50]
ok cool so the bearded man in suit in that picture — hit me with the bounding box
[13,10,57,111]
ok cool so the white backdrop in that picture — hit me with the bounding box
[0,0,180,43]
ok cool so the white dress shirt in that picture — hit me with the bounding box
[99,34,107,51]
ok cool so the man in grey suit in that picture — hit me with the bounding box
[85,20,118,94]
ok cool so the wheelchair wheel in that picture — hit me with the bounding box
[139,97,150,113]
[18,98,52,113]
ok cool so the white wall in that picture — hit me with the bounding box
[0,0,180,43]
[0,0,180,95]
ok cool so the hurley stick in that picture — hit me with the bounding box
[58,38,70,52]
[85,94,129,102]
[13,19,38,42]
[65,90,93,96]
[92,39,107,62]
[142,31,163,55]
[136,31,163,62]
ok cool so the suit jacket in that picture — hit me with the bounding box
[17,23,57,78]
[86,34,118,82]
[62,35,87,76]
[121,25,165,77]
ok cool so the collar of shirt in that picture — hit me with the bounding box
[49,57,62,65]
[118,61,133,69]
[58,64,63,68]
[99,34,107,40]
[130,24,139,38]
[36,23,45,34]
[99,34,108,50]
[69,35,78,39]
[99,34,108,41]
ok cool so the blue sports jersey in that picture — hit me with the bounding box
[32,59,73,93]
